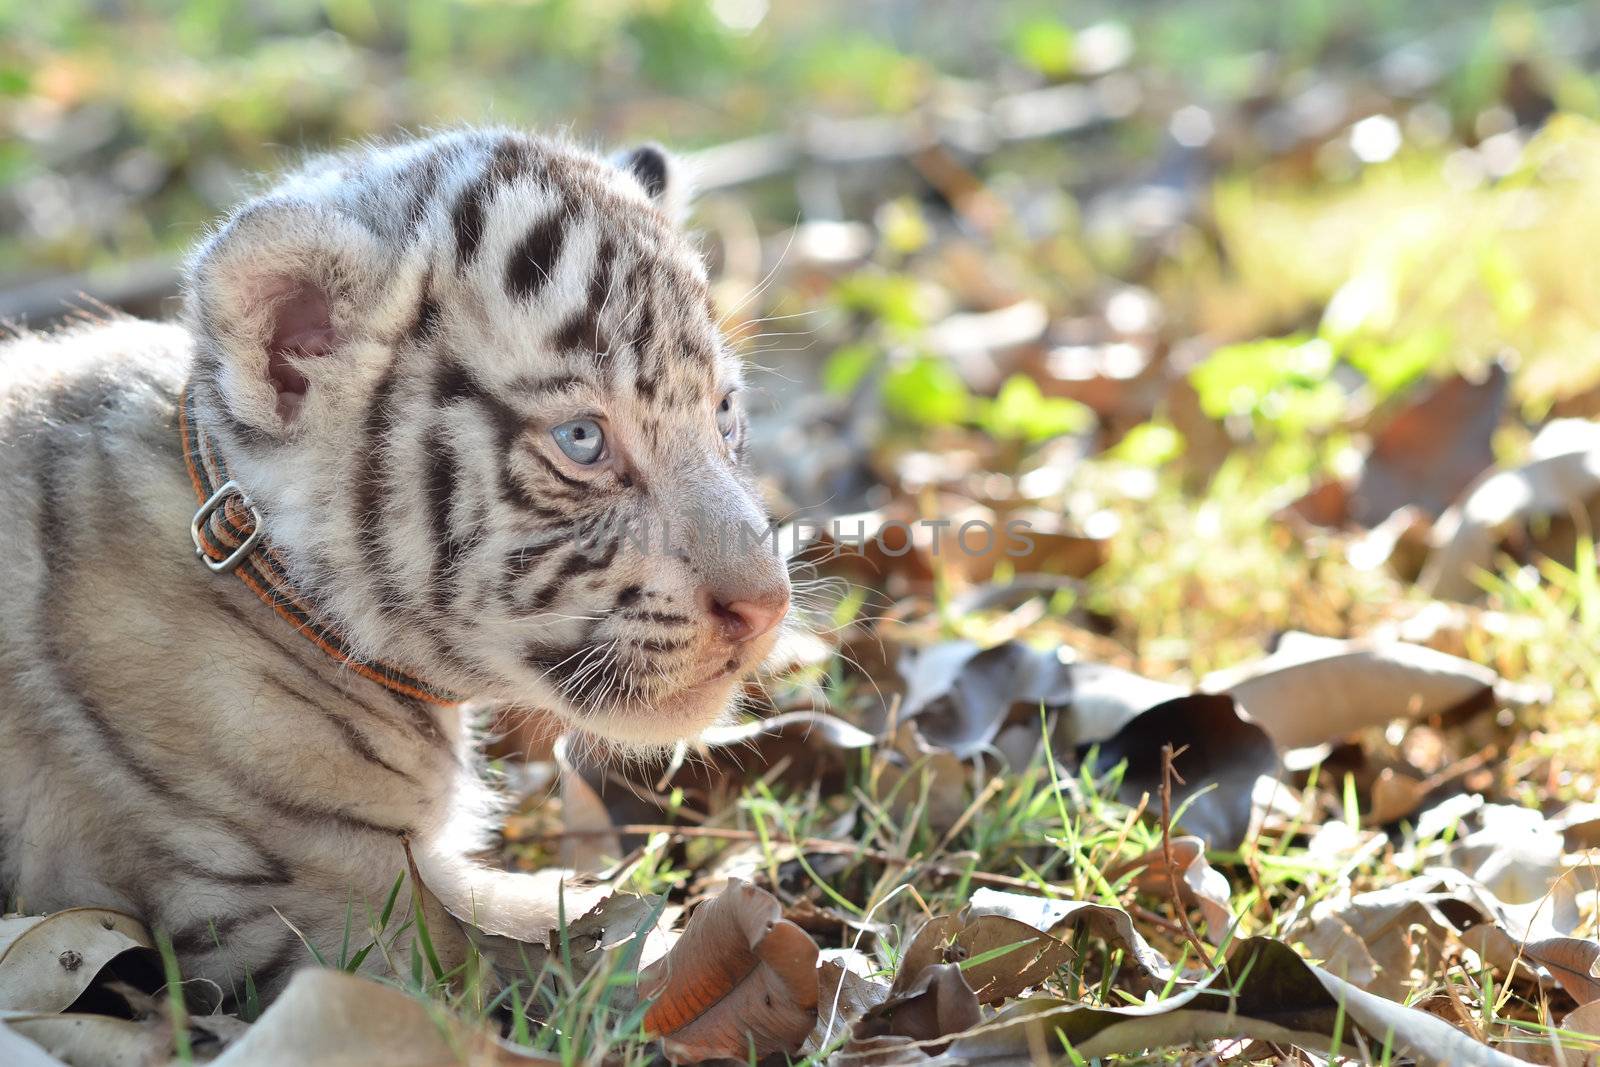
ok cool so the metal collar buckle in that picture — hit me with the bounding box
[191,479,265,574]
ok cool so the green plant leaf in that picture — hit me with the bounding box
[883,355,971,427]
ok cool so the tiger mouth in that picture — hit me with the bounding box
[551,646,763,749]
[519,612,785,750]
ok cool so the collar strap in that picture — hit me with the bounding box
[179,385,463,707]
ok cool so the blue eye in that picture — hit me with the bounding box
[551,418,605,464]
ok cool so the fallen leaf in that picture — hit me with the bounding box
[1566,999,1600,1038]
[1,1013,170,1067]
[786,506,937,593]
[967,889,1175,990]
[1054,661,1190,745]
[1553,802,1600,850]
[943,915,1074,1003]
[1104,836,1233,941]
[893,901,1155,1006]
[1421,432,1600,600]
[808,957,892,1055]
[1202,632,1534,750]
[896,640,1073,760]
[1278,365,1506,538]
[700,709,876,751]
[209,967,554,1066]
[1295,863,1599,1004]
[1082,692,1279,849]
[1368,766,1430,825]
[1521,938,1600,1005]
[866,938,1527,1066]
[1296,906,1385,990]
[0,909,158,1013]
[853,963,980,1048]
[1297,883,1458,1000]
[955,509,1107,584]
[877,723,977,834]
[1450,802,1568,904]
[964,887,1079,930]
[834,1034,933,1065]
[406,840,659,988]
[554,710,877,848]
[1353,363,1508,527]
[0,1019,70,1067]
[560,890,666,957]
[896,640,1231,778]
[478,887,664,991]
[639,879,819,1063]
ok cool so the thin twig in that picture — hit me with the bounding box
[1160,743,1215,966]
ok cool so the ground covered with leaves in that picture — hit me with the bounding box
[6,2,1600,1065]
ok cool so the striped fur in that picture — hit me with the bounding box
[0,129,789,1004]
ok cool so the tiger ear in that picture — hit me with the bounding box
[186,199,390,427]
[615,143,690,225]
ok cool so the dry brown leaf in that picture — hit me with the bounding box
[210,967,553,1067]
[1355,363,1508,526]
[1368,766,1430,824]
[1202,632,1531,750]
[479,888,664,993]
[1296,907,1384,990]
[1082,691,1278,849]
[1298,862,1600,1006]
[894,642,1277,847]
[892,915,965,992]
[877,724,974,834]
[835,1034,934,1065]
[0,1019,71,1067]
[1104,836,1233,941]
[1,1013,168,1067]
[870,938,1527,1066]
[1566,999,1600,1039]
[639,878,819,1063]
[1553,802,1600,850]
[1449,802,1569,905]
[967,889,1175,991]
[1282,365,1506,534]
[701,709,876,751]
[1522,938,1600,1005]
[965,887,1080,931]
[0,909,156,1013]
[1297,876,1485,1000]
[808,957,892,1054]
[854,963,980,1047]
[892,908,1075,1005]
[1422,430,1600,600]
[948,916,1075,1003]
[955,509,1106,583]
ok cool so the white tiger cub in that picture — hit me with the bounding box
[0,128,790,1007]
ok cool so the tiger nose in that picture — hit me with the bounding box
[702,586,789,644]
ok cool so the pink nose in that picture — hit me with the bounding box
[703,588,789,645]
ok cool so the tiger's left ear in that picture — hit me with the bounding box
[615,143,690,225]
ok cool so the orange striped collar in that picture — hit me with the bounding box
[179,385,463,707]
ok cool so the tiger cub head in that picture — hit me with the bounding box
[183,128,790,750]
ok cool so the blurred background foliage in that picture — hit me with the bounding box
[3,1,1599,412]
[2,1,1594,272]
